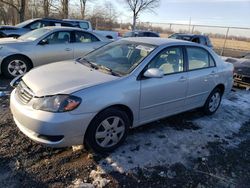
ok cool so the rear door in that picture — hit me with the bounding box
[34,30,74,66]
[139,46,188,123]
[185,46,218,108]
[72,31,106,58]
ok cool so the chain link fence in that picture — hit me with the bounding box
[133,22,250,57]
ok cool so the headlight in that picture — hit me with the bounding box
[33,94,81,112]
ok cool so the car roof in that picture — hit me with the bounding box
[173,33,207,37]
[120,37,195,46]
[129,30,158,34]
[42,26,85,31]
[63,19,90,22]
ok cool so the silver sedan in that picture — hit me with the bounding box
[10,38,234,153]
[0,26,110,78]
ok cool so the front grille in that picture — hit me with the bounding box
[16,81,34,104]
[242,76,250,84]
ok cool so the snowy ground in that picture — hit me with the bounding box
[97,90,250,174]
[1,75,250,187]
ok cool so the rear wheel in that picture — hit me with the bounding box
[85,108,130,153]
[2,55,32,78]
[203,88,222,115]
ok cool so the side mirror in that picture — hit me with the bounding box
[143,68,164,78]
[38,39,48,45]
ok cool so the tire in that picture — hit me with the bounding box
[85,108,130,153]
[203,87,222,115]
[2,55,32,78]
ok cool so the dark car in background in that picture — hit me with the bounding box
[123,30,160,38]
[224,54,250,88]
[0,18,75,38]
[169,33,213,48]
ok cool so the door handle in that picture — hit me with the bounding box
[210,71,216,75]
[65,48,72,51]
[178,76,187,82]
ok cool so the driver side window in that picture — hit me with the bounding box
[148,47,184,75]
[43,31,71,44]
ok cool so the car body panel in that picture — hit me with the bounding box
[0,27,110,74]
[10,38,234,147]
[22,60,119,96]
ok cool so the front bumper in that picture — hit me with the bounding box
[10,89,96,147]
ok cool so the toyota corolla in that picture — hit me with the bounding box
[10,38,234,153]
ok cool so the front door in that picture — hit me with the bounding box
[139,46,188,124]
[34,30,74,66]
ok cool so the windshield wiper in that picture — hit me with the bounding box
[97,65,122,77]
[77,58,99,69]
[77,58,121,77]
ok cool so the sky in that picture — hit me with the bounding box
[87,0,250,28]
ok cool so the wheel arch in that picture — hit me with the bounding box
[91,104,134,127]
[214,83,225,95]
[2,54,34,69]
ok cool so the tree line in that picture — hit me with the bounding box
[0,0,160,31]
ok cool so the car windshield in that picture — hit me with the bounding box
[15,19,35,28]
[19,28,51,41]
[78,40,156,76]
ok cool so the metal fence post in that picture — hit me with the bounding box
[191,25,195,33]
[221,27,230,56]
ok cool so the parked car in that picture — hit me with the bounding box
[224,55,250,88]
[0,18,75,38]
[0,26,110,78]
[10,38,233,153]
[63,19,121,40]
[124,30,160,38]
[168,33,213,48]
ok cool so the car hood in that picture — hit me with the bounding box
[0,37,30,45]
[22,60,119,96]
[225,57,250,76]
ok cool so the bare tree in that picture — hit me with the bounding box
[125,0,159,30]
[43,0,49,17]
[0,0,26,22]
[79,0,95,19]
[61,0,68,18]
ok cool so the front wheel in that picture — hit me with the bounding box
[85,108,130,153]
[203,88,222,115]
[2,56,32,78]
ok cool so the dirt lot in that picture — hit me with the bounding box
[1,76,250,188]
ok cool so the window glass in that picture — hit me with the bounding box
[19,28,50,41]
[209,55,216,66]
[149,32,159,37]
[148,47,184,75]
[191,37,200,44]
[27,21,50,30]
[44,31,71,44]
[82,41,156,75]
[75,31,99,43]
[124,32,133,37]
[200,37,206,45]
[78,22,89,30]
[187,47,209,70]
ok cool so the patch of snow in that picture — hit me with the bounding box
[68,179,94,188]
[98,90,250,173]
[89,166,110,188]
[72,145,84,152]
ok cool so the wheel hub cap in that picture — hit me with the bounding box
[95,116,125,148]
[209,92,221,112]
[8,60,27,76]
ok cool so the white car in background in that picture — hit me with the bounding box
[63,19,121,40]
[0,26,110,78]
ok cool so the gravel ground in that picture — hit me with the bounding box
[0,76,250,188]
